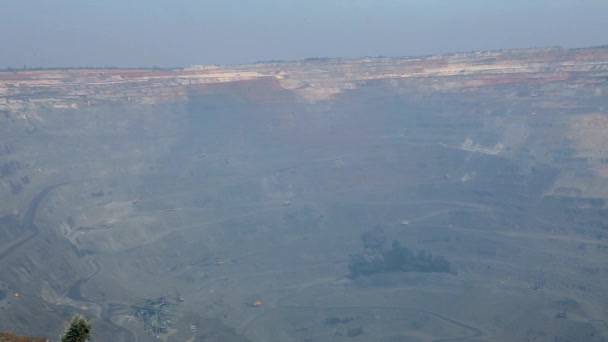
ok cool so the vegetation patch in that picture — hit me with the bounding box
[348,227,454,278]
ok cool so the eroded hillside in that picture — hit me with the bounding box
[1,46,608,341]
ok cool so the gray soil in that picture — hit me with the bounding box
[1,77,608,341]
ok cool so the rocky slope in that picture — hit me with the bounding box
[1,46,608,341]
[2,46,607,202]
[2,46,607,109]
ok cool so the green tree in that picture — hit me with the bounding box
[60,314,91,342]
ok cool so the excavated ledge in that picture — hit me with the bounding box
[1,46,607,114]
[1,46,608,341]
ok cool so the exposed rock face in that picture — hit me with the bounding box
[4,46,606,198]
[1,46,608,341]
[2,46,607,108]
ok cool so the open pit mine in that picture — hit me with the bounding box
[1,46,608,341]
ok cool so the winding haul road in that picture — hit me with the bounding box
[0,182,136,341]
[0,183,65,262]
[66,256,138,342]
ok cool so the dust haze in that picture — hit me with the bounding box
[1,2,608,341]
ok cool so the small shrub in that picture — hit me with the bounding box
[60,315,91,342]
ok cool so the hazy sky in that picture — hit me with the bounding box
[0,0,606,68]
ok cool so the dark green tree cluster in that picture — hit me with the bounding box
[60,314,91,342]
[348,228,454,278]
